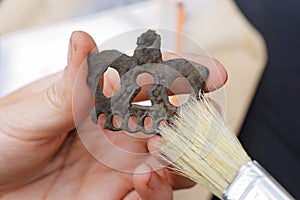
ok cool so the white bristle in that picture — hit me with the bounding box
[159,97,251,198]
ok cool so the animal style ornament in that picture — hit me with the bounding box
[87,30,208,134]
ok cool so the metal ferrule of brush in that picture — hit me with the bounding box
[222,160,294,200]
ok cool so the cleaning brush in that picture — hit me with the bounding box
[159,96,294,200]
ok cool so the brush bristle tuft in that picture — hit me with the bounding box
[159,97,251,198]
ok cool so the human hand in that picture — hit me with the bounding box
[0,31,227,199]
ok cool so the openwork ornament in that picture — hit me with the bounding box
[87,30,208,134]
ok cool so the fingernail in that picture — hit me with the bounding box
[147,171,161,190]
[152,136,161,148]
[149,136,162,152]
[135,163,151,173]
[135,164,160,190]
[67,32,76,65]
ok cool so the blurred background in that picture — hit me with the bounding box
[1,0,298,199]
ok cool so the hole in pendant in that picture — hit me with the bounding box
[128,116,138,131]
[102,67,121,98]
[168,77,191,107]
[133,73,154,104]
[112,115,122,129]
[144,116,153,132]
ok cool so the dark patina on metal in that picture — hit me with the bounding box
[87,30,208,134]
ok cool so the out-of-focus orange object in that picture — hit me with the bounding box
[176,2,185,52]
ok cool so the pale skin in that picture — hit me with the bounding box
[0,31,227,200]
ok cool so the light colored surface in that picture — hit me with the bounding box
[0,0,80,33]
[187,0,267,133]
[0,0,266,199]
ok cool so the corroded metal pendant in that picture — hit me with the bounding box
[87,30,208,134]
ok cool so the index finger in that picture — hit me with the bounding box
[162,53,228,93]
[103,53,227,101]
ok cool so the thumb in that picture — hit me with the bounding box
[133,164,173,200]
[0,31,97,140]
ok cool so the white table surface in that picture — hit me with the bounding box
[0,0,213,97]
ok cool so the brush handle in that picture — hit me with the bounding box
[223,161,294,200]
